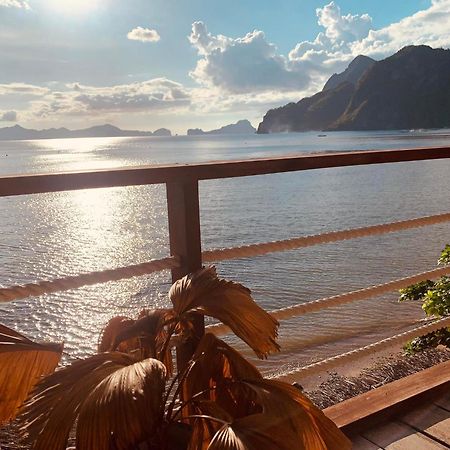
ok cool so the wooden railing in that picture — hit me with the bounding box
[1,146,450,371]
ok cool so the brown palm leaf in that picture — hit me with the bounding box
[169,267,280,358]
[19,352,165,450]
[207,379,351,450]
[183,333,262,406]
[260,380,351,450]
[186,401,233,450]
[98,316,139,353]
[0,324,62,425]
[76,358,166,450]
[110,309,175,375]
[181,334,262,450]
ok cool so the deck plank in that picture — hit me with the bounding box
[399,403,450,443]
[351,435,382,449]
[362,421,448,449]
[434,390,450,411]
[325,360,450,429]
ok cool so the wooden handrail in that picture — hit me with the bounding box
[1,146,449,197]
[2,145,450,374]
[325,360,450,434]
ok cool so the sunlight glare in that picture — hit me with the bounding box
[45,0,101,15]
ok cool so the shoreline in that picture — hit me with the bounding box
[305,346,450,409]
[296,342,405,391]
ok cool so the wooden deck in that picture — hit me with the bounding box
[325,360,450,449]
[350,391,450,449]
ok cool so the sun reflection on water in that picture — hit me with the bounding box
[28,137,127,172]
[31,137,123,153]
[48,184,170,356]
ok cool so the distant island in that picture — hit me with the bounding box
[257,45,450,133]
[187,119,256,136]
[0,124,172,141]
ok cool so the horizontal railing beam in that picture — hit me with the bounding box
[1,146,449,197]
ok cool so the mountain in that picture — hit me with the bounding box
[257,55,371,134]
[152,128,171,137]
[187,119,256,135]
[257,82,355,133]
[330,46,450,130]
[0,124,172,141]
[257,46,450,133]
[322,55,375,91]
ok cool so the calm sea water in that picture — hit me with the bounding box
[1,130,450,375]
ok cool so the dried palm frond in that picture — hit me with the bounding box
[180,335,349,450]
[255,380,352,450]
[109,309,175,375]
[183,334,262,406]
[0,324,62,425]
[170,267,280,358]
[20,352,166,450]
[98,315,138,353]
[76,358,166,450]
[207,379,351,450]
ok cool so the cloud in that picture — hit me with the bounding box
[0,111,18,121]
[0,0,30,9]
[0,83,50,96]
[190,86,317,115]
[289,1,450,66]
[287,2,375,73]
[127,27,160,43]
[189,0,450,103]
[189,22,311,94]
[30,78,190,118]
[3,1,450,127]
[350,0,450,58]
[187,3,375,97]
[316,1,372,43]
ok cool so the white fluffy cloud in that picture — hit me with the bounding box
[317,1,372,43]
[127,27,160,43]
[187,0,450,114]
[0,0,29,9]
[351,0,450,58]
[0,111,17,121]
[187,2,376,98]
[29,78,190,118]
[189,22,311,94]
[290,0,450,67]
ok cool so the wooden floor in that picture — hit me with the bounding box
[351,390,450,449]
[323,360,450,449]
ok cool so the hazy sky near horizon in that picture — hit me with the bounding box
[0,0,449,133]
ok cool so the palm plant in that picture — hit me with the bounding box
[18,267,351,449]
[0,324,62,425]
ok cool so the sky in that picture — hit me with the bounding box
[0,0,449,134]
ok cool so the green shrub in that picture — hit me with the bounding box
[399,244,450,353]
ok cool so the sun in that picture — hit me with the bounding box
[45,0,101,15]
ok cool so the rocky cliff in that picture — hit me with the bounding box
[330,46,450,130]
[322,55,375,92]
[257,46,450,133]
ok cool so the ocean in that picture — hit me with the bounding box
[1,129,450,375]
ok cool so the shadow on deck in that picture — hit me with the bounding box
[324,360,450,449]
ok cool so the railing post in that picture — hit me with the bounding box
[166,180,204,371]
